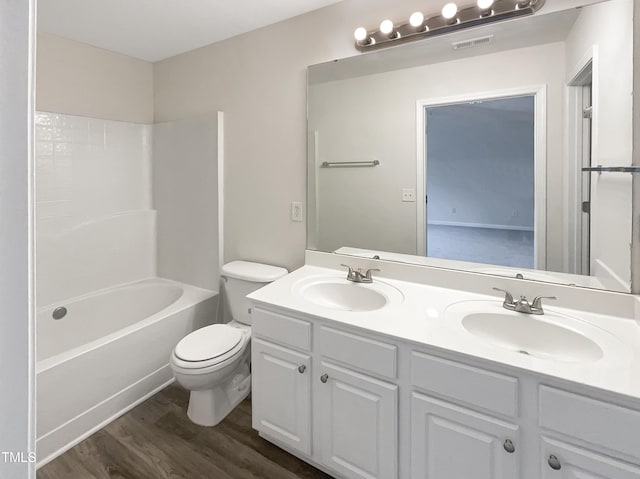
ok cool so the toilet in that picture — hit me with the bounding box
[170,260,288,426]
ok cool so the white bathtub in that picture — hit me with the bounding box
[35,278,218,468]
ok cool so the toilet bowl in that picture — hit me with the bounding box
[170,261,288,426]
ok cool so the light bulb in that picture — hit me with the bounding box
[409,12,424,27]
[441,2,458,19]
[354,27,368,42]
[380,19,394,34]
[477,0,494,9]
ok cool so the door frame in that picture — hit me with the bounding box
[415,85,548,269]
[565,46,597,275]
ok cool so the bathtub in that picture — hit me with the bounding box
[35,278,218,468]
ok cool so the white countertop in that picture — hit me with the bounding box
[249,265,640,401]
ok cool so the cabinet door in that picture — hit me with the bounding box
[541,438,640,479]
[252,338,311,455]
[411,392,519,479]
[318,361,398,479]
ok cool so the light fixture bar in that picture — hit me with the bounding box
[354,0,545,51]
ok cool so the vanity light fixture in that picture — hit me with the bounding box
[353,0,545,52]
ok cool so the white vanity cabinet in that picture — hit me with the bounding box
[249,304,640,479]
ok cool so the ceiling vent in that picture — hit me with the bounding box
[452,35,494,50]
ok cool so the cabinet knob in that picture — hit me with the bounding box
[320,373,329,383]
[548,455,561,470]
[298,365,306,374]
[503,439,515,454]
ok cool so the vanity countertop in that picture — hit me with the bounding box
[248,264,640,401]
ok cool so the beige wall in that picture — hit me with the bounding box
[154,0,431,272]
[36,33,153,123]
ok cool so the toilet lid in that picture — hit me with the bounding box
[175,324,243,362]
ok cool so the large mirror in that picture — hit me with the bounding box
[307,0,634,293]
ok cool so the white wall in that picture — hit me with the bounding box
[308,42,565,264]
[153,117,221,290]
[0,0,35,477]
[35,112,155,306]
[36,33,153,124]
[565,0,633,288]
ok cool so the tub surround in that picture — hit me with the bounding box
[248,250,640,479]
[35,111,154,307]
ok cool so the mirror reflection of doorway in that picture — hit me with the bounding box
[425,96,535,268]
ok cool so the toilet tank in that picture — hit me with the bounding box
[221,261,288,326]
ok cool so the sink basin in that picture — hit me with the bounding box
[462,312,603,362]
[444,301,616,363]
[293,275,404,312]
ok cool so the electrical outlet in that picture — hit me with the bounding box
[402,188,416,202]
[291,201,303,222]
[451,207,456,214]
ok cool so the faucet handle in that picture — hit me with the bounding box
[492,287,515,305]
[531,295,557,310]
[364,268,380,281]
[340,263,354,274]
[340,264,358,281]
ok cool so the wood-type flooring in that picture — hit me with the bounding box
[37,385,332,479]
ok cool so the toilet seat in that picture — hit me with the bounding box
[173,324,247,370]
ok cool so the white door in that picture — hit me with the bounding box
[411,392,519,479]
[251,338,311,455]
[318,361,398,479]
[541,438,640,479]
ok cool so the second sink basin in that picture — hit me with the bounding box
[444,301,621,363]
[461,311,603,362]
[293,275,404,312]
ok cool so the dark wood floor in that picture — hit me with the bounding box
[37,385,333,479]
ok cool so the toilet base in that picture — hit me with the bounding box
[186,367,251,427]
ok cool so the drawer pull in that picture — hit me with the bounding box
[548,455,561,470]
[503,439,515,454]
[298,365,306,374]
[320,374,329,383]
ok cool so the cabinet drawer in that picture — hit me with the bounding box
[318,326,397,380]
[539,386,640,459]
[251,308,311,351]
[411,351,518,417]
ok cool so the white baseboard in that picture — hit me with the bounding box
[36,365,175,469]
[427,220,534,232]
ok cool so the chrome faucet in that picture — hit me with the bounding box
[493,288,556,315]
[341,264,379,283]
